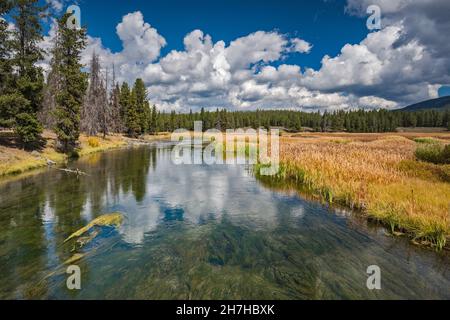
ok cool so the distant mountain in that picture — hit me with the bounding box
[401,96,450,112]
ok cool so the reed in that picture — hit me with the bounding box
[258,135,450,250]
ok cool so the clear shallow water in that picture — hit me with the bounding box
[0,144,448,299]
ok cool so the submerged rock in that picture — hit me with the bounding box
[64,253,85,265]
[64,212,124,243]
[76,230,100,249]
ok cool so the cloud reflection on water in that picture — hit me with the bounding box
[118,148,306,244]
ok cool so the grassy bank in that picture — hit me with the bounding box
[0,131,129,177]
[0,131,174,178]
[257,133,450,250]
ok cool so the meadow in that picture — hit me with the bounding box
[258,132,450,250]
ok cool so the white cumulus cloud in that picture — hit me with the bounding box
[38,1,449,112]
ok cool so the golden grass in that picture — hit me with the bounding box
[284,131,450,142]
[0,131,128,177]
[0,145,64,176]
[87,136,101,148]
[266,134,450,250]
[0,131,173,178]
[77,134,127,157]
[141,132,172,141]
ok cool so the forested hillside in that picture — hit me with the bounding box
[401,96,450,112]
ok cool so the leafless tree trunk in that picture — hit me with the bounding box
[81,52,109,137]
[99,67,110,138]
[39,26,61,129]
[109,64,122,133]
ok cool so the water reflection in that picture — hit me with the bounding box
[119,150,299,244]
[0,145,448,299]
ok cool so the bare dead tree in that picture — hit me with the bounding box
[81,52,108,136]
[98,66,111,138]
[39,25,62,129]
[109,64,122,133]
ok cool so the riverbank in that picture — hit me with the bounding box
[1,142,448,300]
[258,132,450,250]
[0,130,171,177]
[2,129,449,250]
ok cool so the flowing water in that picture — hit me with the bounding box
[0,144,448,299]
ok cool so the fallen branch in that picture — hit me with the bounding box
[58,168,90,176]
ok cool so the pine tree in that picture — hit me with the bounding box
[0,93,28,128]
[119,82,130,132]
[53,14,88,153]
[143,100,151,132]
[169,110,176,131]
[126,89,140,137]
[133,78,149,134]
[0,1,13,96]
[215,108,222,131]
[10,0,45,110]
[150,104,158,134]
[0,1,13,128]
[7,0,46,147]
[110,83,122,133]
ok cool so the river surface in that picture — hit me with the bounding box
[0,144,449,299]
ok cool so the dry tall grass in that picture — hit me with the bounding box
[271,134,450,249]
[0,131,128,177]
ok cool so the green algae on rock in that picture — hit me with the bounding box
[64,213,124,243]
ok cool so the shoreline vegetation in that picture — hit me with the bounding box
[0,130,170,178]
[1,129,449,251]
[257,131,450,251]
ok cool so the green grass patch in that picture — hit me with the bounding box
[415,143,450,164]
[413,137,439,144]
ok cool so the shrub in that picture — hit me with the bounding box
[14,113,43,147]
[413,137,437,144]
[87,137,100,148]
[415,143,450,164]
[442,145,450,164]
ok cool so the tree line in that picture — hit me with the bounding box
[154,108,450,133]
[1,1,449,153]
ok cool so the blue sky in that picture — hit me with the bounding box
[75,0,368,70]
[34,0,450,111]
[439,86,450,97]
